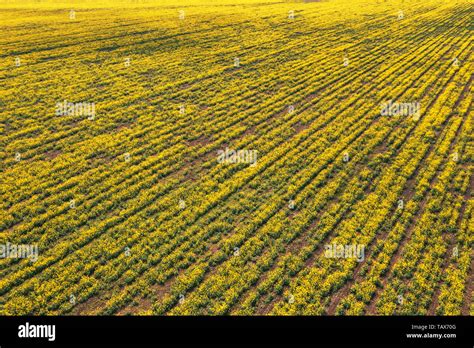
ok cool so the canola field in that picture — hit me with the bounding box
[0,0,472,315]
